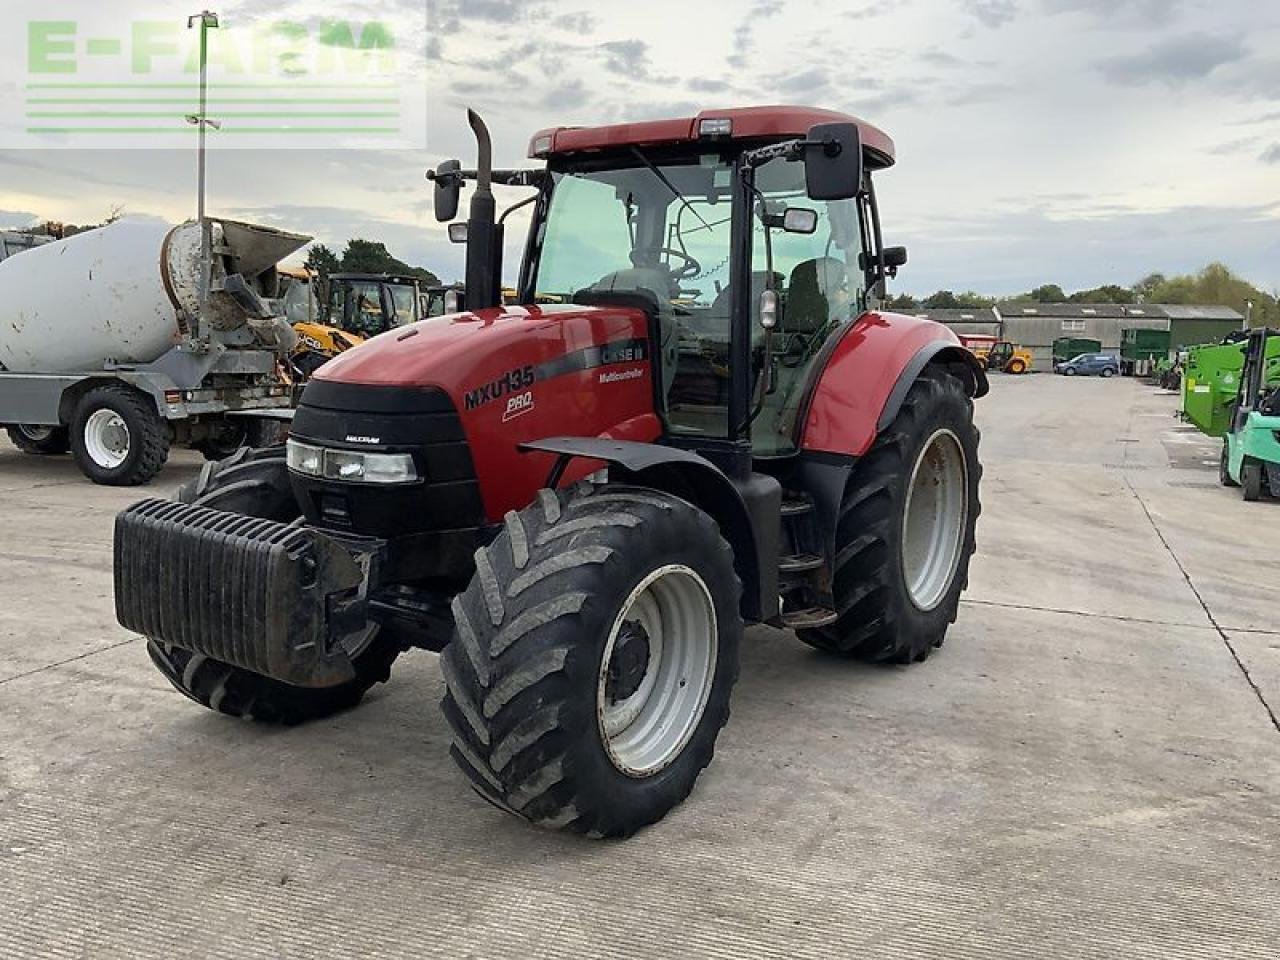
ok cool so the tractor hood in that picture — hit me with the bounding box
[314,303,649,394]
[305,302,662,522]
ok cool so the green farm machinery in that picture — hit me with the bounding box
[1219,327,1280,501]
[1182,336,1250,438]
[1121,328,1170,377]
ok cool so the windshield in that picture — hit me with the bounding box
[531,150,867,446]
[534,153,736,437]
[388,284,416,325]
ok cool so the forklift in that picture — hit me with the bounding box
[1220,327,1280,501]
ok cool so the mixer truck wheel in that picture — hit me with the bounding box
[70,384,170,486]
[6,425,70,455]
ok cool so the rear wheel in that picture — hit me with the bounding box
[1242,460,1264,502]
[1220,441,1239,487]
[799,367,981,663]
[70,385,170,486]
[6,424,70,455]
[440,483,742,837]
[146,445,402,724]
[1102,367,1116,378]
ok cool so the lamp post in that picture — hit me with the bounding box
[186,11,220,338]
[1245,299,1253,330]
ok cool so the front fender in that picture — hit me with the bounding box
[518,437,769,622]
[799,311,987,458]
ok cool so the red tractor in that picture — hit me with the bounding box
[115,106,986,837]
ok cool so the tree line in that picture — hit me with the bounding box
[305,239,440,289]
[884,263,1278,327]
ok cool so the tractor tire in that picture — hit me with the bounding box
[70,384,170,486]
[1242,460,1264,502]
[440,483,742,838]
[191,420,248,462]
[1008,359,1027,375]
[147,445,402,724]
[799,367,981,664]
[1220,441,1239,487]
[6,424,70,455]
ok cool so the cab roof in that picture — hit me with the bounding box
[529,105,895,170]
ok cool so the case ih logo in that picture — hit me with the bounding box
[464,365,535,411]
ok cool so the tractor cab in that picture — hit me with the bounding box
[433,107,911,464]
[325,273,425,337]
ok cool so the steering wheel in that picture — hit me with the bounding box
[658,247,702,281]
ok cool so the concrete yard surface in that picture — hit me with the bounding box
[1,375,1277,958]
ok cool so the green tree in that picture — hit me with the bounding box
[884,292,919,310]
[1027,284,1066,302]
[955,291,995,308]
[339,238,440,285]
[1070,284,1136,304]
[1133,273,1165,302]
[1148,263,1278,327]
[922,290,960,309]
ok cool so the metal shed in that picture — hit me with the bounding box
[994,303,1167,372]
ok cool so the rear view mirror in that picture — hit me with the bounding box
[883,246,908,269]
[804,122,863,201]
[433,159,462,223]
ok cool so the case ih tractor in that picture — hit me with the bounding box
[115,106,986,837]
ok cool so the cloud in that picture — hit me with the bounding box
[599,40,649,78]
[1262,144,1280,165]
[1097,33,1246,86]
[963,0,1019,28]
[1042,0,1187,23]
[687,77,731,93]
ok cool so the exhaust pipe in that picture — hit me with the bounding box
[464,109,502,310]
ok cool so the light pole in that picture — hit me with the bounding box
[186,11,220,338]
[1245,299,1253,330]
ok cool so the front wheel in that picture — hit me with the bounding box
[6,424,70,455]
[440,483,742,838]
[799,367,981,663]
[1063,367,1077,376]
[70,384,170,485]
[1008,359,1027,374]
[1220,441,1239,487]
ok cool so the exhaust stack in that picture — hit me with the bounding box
[464,109,502,310]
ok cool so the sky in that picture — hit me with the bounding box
[0,0,1277,297]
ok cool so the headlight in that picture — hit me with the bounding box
[286,439,418,485]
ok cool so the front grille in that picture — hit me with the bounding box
[114,499,365,686]
[289,381,485,537]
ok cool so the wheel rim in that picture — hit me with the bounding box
[83,409,130,469]
[17,425,55,442]
[901,429,968,612]
[597,564,717,777]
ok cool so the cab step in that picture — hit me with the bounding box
[780,494,814,518]
[779,552,824,574]
[780,606,839,630]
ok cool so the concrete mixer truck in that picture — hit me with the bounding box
[0,218,309,485]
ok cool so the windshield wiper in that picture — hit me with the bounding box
[629,146,713,233]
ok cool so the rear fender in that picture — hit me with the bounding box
[799,311,988,457]
[518,437,768,622]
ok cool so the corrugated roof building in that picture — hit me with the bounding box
[990,302,1243,371]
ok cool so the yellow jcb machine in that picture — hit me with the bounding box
[975,340,1033,374]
